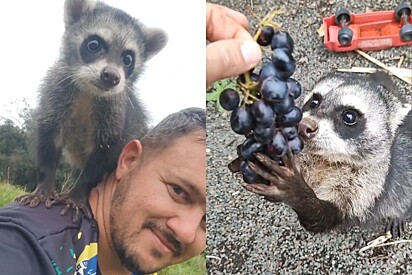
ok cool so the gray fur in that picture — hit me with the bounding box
[299,71,412,228]
[18,0,168,213]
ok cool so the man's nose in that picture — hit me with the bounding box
[167,210,204,245]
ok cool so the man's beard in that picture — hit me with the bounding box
[110,173,148,274]
[111,220,184,274]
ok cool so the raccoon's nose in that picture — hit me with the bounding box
[298,117,319,140]
[100,67,120,88]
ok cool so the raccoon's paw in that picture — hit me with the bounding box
[53,193,93,223]
[243,149,305,203]
[15,188,56,208]
[385,218,405,239]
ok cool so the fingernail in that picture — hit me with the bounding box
[241,41,261,66]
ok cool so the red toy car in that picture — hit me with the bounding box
[323,2,412,52]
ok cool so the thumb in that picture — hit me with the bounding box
[206,39,262,88]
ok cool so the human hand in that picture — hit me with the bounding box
[206,3,262,88]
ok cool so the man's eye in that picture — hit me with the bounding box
[172,185,184,195]
[168,184,190,203]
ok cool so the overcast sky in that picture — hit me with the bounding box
[0,0,205,127]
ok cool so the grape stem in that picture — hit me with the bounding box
[237,8,286,106]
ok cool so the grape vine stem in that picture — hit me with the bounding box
[238,8,286,106]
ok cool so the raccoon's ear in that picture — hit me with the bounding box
[64,0,96,27]
[143,27,168,61]
[369,70,396,92]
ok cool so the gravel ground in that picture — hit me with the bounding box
[206,0,412,274]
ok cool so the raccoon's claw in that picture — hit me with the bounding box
[243,182,282,199]
[244,150,305,202]
[15,189,56,209]
[385,218,405,239]
[53,193,93,222]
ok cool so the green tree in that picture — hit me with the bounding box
[0,119,36,190]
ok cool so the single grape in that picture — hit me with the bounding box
[258,62,277,84]
[272,48,296,80]
[288,136,304,155]
[240,138,264,160]
[253,125,274,145]
[272,94,294,115]
[286,78,302,99]
[277,106,303,127]
[271,31,294,53]
[257,26,275,46]
[240,160,259,184]
[237,68,255,84]
[250,72,260,82]
[219,88,240,111]
[260,77,288,103]
[268,129,288,157]
[251,100,276,128]
[230,106,254,135]
[283,126,298,140]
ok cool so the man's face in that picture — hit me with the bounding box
[110,131,206,273]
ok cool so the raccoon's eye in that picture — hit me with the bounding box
[122,52,134,67]
[309,93,322,109]
[341,110,358,126]
[87,39,101,52]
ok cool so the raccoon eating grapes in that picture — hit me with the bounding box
[244,71,412,238]
[16,0,168,221]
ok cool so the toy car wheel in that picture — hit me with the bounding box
[335,7,351,25]
[400,24,412,41]
[338,27,353,46]
[395,2,411,21]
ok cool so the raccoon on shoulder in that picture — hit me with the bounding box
[16,0,168,221]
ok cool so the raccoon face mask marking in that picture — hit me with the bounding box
[77,34,138,94]
[62,0,168,96]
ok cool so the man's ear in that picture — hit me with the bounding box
[115,140,143,181]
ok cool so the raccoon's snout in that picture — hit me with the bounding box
[299,117,319,140]
[100,67,120,89]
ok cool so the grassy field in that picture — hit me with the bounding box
[158,253,206,275]
[0,182,205,274]
[0,182,26,207]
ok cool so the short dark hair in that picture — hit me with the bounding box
[140,107,206,157]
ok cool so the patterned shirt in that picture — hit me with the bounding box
[0,202,154,275]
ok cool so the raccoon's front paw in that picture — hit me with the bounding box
[385,218,405,239]
[243,149,307,205]
[15,187,56,208]
[52,193,93,222]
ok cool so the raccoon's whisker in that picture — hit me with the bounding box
[126,95,136,111]
[50,73,78,91]
[123,86,137,111]
[124,84,136,95]
[84,65,99,76]
[68,78,82,94]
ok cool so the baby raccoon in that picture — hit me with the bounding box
[246,71,412,237]
[16,0,167,220]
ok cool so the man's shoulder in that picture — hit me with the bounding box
[0,201,84,239]
[0,202,99,274]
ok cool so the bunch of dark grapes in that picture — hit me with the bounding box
[219,20,304,185]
